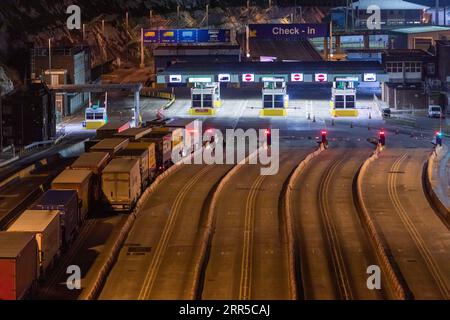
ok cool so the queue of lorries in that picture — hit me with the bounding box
[0,119,190,300]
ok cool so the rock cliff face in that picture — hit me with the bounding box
[0,1,329,88]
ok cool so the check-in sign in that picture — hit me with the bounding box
[242,73,254,82]
[291,73,304,82]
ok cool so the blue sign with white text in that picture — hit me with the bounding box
[143,30,159,43]
[248,24,329,40]
[198,29,230,43]
[143,29,230,44]
[178,29,198,42]
[160,29,177,43]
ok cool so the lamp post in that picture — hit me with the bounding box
[48,38,52,71]
[206,4,209,28]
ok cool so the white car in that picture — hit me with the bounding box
[428,105,444,118]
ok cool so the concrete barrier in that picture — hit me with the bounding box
[80,148,203,300]
[354,145,414,300]
[424,146,450,224]
[284,143,325,300]
[188,148,262,299]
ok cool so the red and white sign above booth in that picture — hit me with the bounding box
[242,73,255,82]
[315,73,327,82]
[290,73,304,82]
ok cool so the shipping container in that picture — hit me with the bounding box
[126,142,157,180]
[141,132,172,170]
[96,121,130,140]
[31,190,79,246]
[90,138,129,157]
[0,232,38,300]
[114,127,152,141]
[151,126,187,159]
[115,148,149,190]
[71,152,110,202]
[7,210,61,275]
[101,158,141,211]
[51,169,93,221]
[71,152,110,175]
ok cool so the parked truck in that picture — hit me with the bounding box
[101,158,141,211]
[115,148,149,190]
[141,132,172,171]
[96,121,130,140]
[7,210,61,276]
[89,138,129,157]
[114,127,153,141]
[51,169,93,222]
[71,152,110,202]
[0,232,38,300]
[31,190,79,246]
[126,141,157,180]
[150,127,185,159]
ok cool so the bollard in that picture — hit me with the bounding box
[369,112,372,119]
[331,118,335,126]
[308,112,311,120]
[350,122,353,128]
[313,115,316,122]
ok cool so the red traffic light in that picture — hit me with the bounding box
[379,130,385,136]
[321,130,327,135]
[264,129,271,135]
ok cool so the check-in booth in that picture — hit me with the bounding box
[330,77,358,117]
[189,81,221,116]
[260,78,288,116]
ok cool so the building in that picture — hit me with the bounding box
[153,45,241,75]
[352,0,429,28]
[432,40,450,110]
[30,45,92,117]
[389,25,450,49]
[1,81,56,147]
[381,49,436,110]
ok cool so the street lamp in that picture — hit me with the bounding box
[48,38,52,71]
[206,4,209,28]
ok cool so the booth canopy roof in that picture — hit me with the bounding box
[160,61,386,75]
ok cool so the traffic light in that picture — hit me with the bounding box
[265,129,272,146]
[379,130,386,146]
[321,130,328,145]
[435,131,443,146]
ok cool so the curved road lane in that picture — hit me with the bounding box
[289,143,388,300]
[99,163,233,299]
[201,149,313,300]
[361,148,450,299]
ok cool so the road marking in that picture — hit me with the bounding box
[388,153,450,299]
[239,174,265,300]
[138,165,212,300]
[318,158,353,300]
